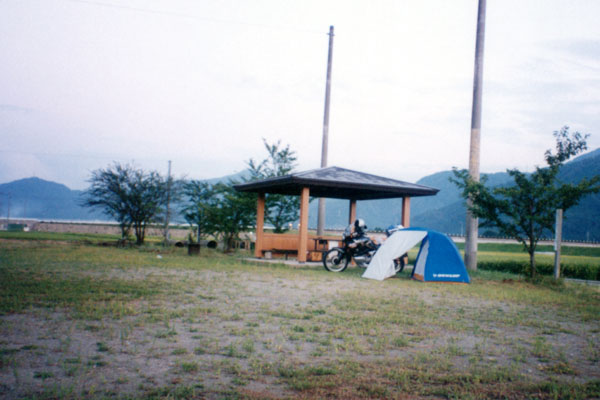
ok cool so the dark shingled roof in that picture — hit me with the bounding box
[233,166,439,200]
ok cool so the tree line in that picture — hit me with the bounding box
[82,140,299,249]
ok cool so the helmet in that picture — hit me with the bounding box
[354,218,367,233]
[386,224,404,236]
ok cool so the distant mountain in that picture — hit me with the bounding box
[2,148,598,241]
[0,172,248,223]
[0,177,106,221]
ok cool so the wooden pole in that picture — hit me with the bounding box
[317,26,334,237]
[401,197,411,227]
[465,0,487,271]
[254,193,265,258]
[298,187,310,263]
[348,200,357,225]
[554,209,563,280]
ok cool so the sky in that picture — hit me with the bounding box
[1,0,599,190]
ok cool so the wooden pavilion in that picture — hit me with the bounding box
[234,166,438,262]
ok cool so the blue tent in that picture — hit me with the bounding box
[409,228,470,283]
[363,227,470,283]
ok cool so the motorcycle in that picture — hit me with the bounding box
[322,223,406,273]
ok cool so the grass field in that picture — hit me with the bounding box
[0,236,599,399]
[0,230,123,243]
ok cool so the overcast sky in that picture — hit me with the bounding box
[1,0,599,189]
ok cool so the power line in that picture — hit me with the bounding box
[64,0,327,35]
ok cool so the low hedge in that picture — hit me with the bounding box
[478,260,600,281]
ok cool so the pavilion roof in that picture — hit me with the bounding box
[233,166,438,200]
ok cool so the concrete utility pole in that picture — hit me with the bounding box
[317,25,334,237]
[465,0,487,271]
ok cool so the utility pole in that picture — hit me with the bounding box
[317,25,334,237]
[163,160,172,244]
[464,0,487,271]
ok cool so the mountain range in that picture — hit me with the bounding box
[1,148,599,241]
[0,177,105,221]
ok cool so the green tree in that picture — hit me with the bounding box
[182,180,217,244]
[82,163,132,239]
[182,179,255,252]
[211,182,256,251]
[83,163,167,245]
[247,139,299,233]
[452,127,600,277]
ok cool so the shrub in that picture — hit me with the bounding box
[478,260,600,280]
[478,260,528,275]
[561,263,600,280]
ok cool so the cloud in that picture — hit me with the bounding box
[549,39,600,62]
[0,104,33,114]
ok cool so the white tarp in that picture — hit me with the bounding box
[362,230,428,280]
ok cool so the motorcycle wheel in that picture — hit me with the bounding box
[393,256,405,274]
[323,248,349,272]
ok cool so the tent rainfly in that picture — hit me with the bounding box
[363,228,470,283]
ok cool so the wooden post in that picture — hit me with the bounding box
[401,197,411,227]
[254,193,265,258]
[554,209,563,280]
[348,200,357,224]
[298,187,310,263]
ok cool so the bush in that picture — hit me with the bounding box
[478,260,600,280]
[478,260,528,275]
[561,263,600,280]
